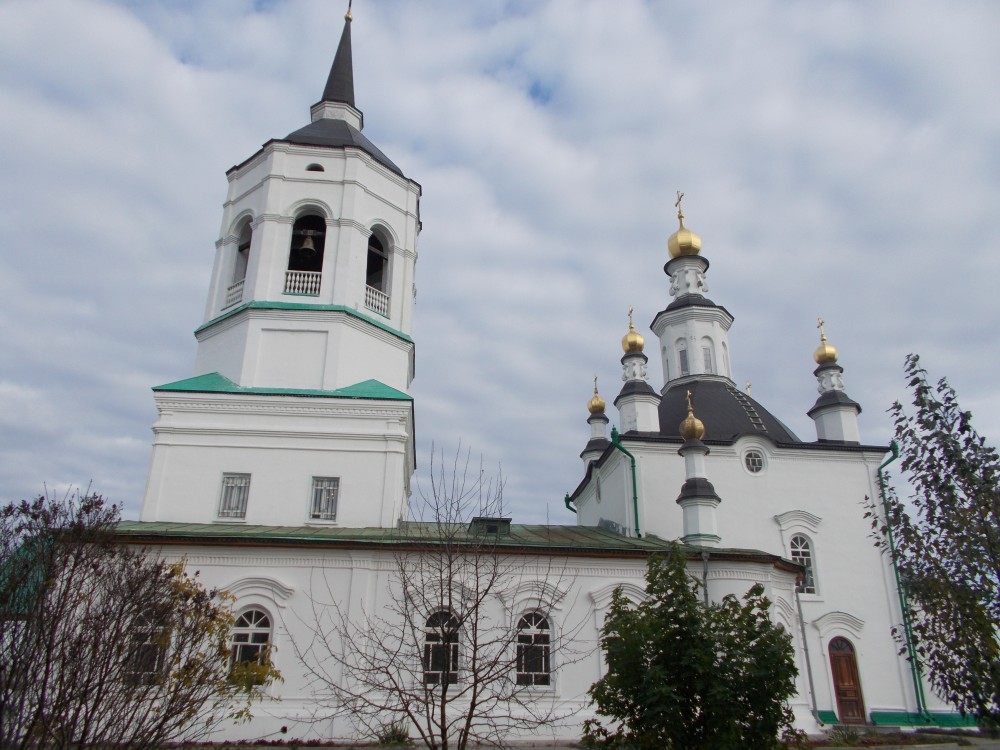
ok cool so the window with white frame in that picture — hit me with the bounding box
[423,611,460,685]
[231,608,271,676]
[516,612,551,686]
[790,534,817,594]
[128,616,169,686]
[677,339,690,376]
[218,473,250,519]
[310,477,339,521]
[702,337,715,374]
[743,450,765,474]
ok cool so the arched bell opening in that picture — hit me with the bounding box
[223,218,253,310]
[285,214,326,296]
[364,229,391,317]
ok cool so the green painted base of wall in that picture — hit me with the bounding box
[818,710,977,728]
[869,711,978,728]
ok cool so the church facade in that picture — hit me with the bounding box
[119,11,961,743]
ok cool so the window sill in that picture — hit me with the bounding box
[796,593,825,604]
[214,518,248,524]
[305,519,339,526]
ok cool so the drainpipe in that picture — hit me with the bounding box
[564,493,577,514]
[878,441,928,719]
[701,550,710,605]
[610,427,641,538]
[795,589,822,725]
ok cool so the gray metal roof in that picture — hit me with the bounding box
[114,521,799,571]
[280,119,403,176]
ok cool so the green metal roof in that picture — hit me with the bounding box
[153,372,411,401]
[195,301,413,343]
[115,521,798,569]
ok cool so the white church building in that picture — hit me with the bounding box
[119,10,967,743]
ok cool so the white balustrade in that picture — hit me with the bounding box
[223,279,245,309]
[365,285,390,317]
[284,270,322,296]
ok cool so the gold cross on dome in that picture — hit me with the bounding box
[817,317,827,341]
[675,190,685,222]
[627,305,634,329]
[593,374,598,393]
[686,389,693,413]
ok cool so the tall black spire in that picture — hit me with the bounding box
[321,10,355,107]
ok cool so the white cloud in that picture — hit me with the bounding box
[0,0,997,520]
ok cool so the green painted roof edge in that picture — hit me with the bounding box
[195,301,413,343]
[153,372,411,401]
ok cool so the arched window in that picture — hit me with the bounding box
[663,346,671,381]
[285,215,325,296]
[790,534,816,594]
[516,613,551,686]
[701,337,715,374]
[423,611,459,685]
[231,608,272,673]
[128,614,169,685]
[677,339,689,376]
[234,221,252,283]
[364,231,391,316]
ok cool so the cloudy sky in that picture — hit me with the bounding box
[1,0,997,523]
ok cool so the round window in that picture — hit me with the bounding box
[744,449,765,474]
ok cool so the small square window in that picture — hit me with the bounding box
[311,477,339,521]
[218,473,251,518]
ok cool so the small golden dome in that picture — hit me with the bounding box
[813,318,838,365]
[668,190,702,258]
[621,305,644,353]
[679,389,705,441]
[622,324,644,354]
[588,378,606,415]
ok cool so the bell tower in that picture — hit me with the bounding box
[140,10,421,529]
[197,11,420,393]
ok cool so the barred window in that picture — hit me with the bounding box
[791,534,817,594]
[516,613,551,686]
[310,477,339,521]
[423,611,460,685]
[218,473,250,518]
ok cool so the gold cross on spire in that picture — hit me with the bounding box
[675,190,685,225]
[686,389,694,414]
[817,317,827,342]
[627,305,634,330]
[593,374,599,394]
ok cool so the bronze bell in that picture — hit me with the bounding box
[297,233,316,256]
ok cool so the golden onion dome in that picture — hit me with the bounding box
[679,389,705,441]
[622,323,645,354]
[813,318,839,365]
[621,305,645,353]
[667,191,702,258]
[588,379,606,415]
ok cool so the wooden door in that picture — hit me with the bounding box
[829,637,866,724]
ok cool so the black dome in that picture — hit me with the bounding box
[658,379,801,444]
